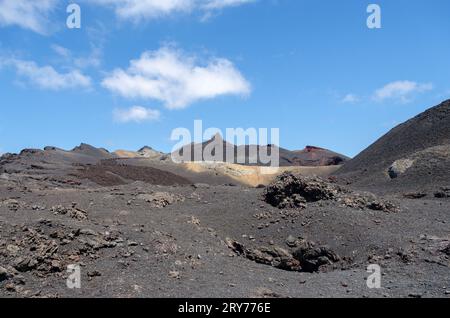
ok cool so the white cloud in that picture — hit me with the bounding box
[52,44,102,69]
[373,80,433,103]
[91,0,193,20]
[90,0,254,21]
[51,44,71,58]
[74,47,103,69]
[102,46,251,109]
[341,94,360,104]
[0,0,254,34]
[5,58,92,90]
[113,106,161,123]
[202,0,255,10]
[0,0,57,34]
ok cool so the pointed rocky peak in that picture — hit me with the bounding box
[209,133,224,143]
[71,143,115,159]
[72,143,97,152]
[138,146,154,153]
[304,146,325,152]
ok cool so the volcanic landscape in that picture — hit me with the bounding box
[0,100,449,298]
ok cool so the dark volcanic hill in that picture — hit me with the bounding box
[287,146,350,166]
[71,143,115,159]
[172,134,349,167]
[0,144,191,187]
[0,143,116,172]
[335,99,450,193]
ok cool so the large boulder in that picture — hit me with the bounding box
[264,173,343,208]
[388,159,415,179]
[264,172,398,212]
[225,238,341,273]
[293,245,340,273]
[225,238,302,272]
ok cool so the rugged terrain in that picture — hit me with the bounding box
[0,100,449,298]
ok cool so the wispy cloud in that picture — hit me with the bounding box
[0,0,57,34]
[102,46,251,109]
[0,0,254,34]
[341,93,360,104]
[202,0,255,10]
[51,44,71,58]
[51,44,102,69]
[90,0,255,21]
[4,58,91,90]
[113,106,161,123]
[373,80,433,103]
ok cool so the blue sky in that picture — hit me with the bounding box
[0,0,449,157]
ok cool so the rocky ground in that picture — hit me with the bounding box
[1,101,449,298]
[0,168,449,298]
